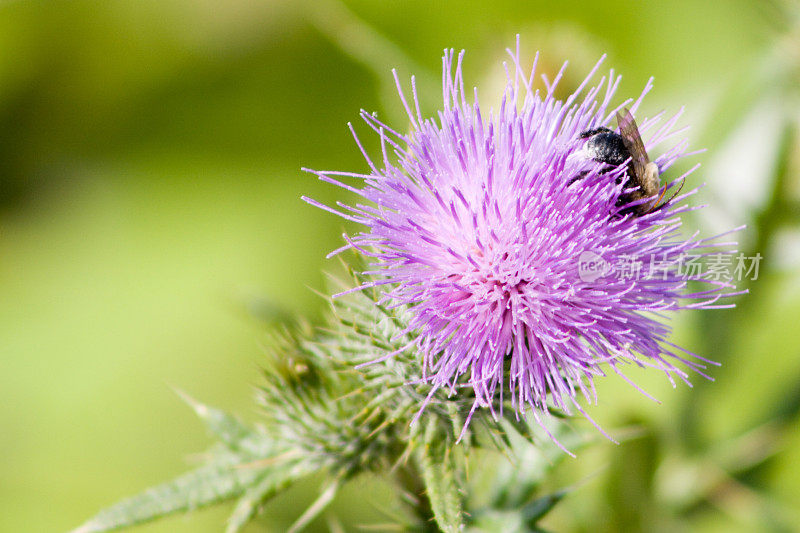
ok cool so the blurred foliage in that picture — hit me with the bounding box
[1,0,799,532]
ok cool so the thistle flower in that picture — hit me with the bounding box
[304,41,739,443]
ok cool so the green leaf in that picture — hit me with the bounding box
[521,490,568,526]
[174,389,256,453]
[226,462,316,533]
[71,451,267,533]
[417,419,464,533]
[467,491,568,533]
[466,510,524,533]
[176,389,279,460]
[485,418,578,510]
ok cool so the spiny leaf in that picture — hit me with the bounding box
[466,489,569,533]
[417,419,464,533]
[175,390,277,460]
[226,462,316,533]
[466,510,525,533]
[521,489,568,526]
[174,389,253,451]
[71,450,267,533]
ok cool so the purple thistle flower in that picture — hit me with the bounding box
[304,41,741,445]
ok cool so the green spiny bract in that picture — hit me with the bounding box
[256,269,474,476]
[72,268,577,533]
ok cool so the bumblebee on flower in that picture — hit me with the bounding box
[304,39,739,444]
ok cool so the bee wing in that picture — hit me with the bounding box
[616,108,650,182]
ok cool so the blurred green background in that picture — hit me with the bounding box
[2,0,798,531]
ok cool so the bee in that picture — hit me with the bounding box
[577,108,681,216]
